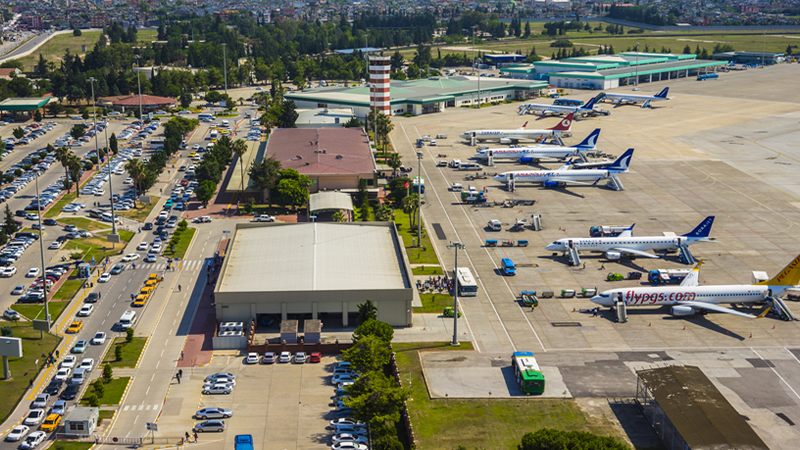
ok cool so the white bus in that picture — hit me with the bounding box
[150,139,164,150]
[455,267,478,297]
[209,130,218,140]
[198,113,215,121]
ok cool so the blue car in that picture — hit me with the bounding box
[71,340,88,353]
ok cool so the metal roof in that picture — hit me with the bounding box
[0,97,50,111]
[265,128,375,176]
[218,223,408,293]
[309,191,354,212]
[549,59,726,80]
[638,366,768,450]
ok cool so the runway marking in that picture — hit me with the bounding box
[751,348,800,401]
[161,349,165,357]
[146,386,150,396]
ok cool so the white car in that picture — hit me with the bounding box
[77,304,94,317]
[91,332,106,345]
[4,425,29,442]
[332,434,370,445]
[137,241,148,251]
[1,267,18,277]
[331,443,368,450]
[122,253,140,262]
[294,352,307,364]
[60,355,77,368]
[98,273,111,283]
[150,243,162,253]
[23,409,45,426]
[31,393,50,408]
[279,351,292,363]
[123,177,133,184]
[245,353,259,364]
[202,384,233,395]
[144,254,158,263]
[332,374,358,385]
[54,367,71,381]
[80,358,95,371]
[25,268,40,278]
[19,431,46,450]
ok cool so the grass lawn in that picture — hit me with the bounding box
[394,342,626,450]
[59,217,110,231]
[64,231,132,261]
[44,191,77,218]
[80,376,130,406]
[102,337,147,368]
[52,269,83,301]
[114,198,160,222]
[394,213,439,265]
[164,227,196,260]
[98,229,135,242]
[50,442,94,450]
[412,266,444,276]
[12,300,69,322]
[415,294,454,313]
[0,321,61,422]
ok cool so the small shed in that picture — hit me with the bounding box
[303,319,321,344]
[64,406,98,436]
[280,319,298,344]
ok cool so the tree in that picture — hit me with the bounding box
[353,319,394,343]
[103,363,113,383]
[109,133,118,154]
[12,127,24,139]
[231,139,248,199]
[374,203,393,222]
[683,44,691,54]
[115,345,123,361]
[125,327,134,342]
[524,21,531,38]
[277,100,299,128]
[70,124,86,140]
[73,28,82,37]
[386,153,402,175]
[92,379,105,397]
[34,109,42,122]
[357,299,378,324]
[402,193,423,231]
[275,178,305,210]
[66,154,82,197]
[196,180,217,207]
[341,335,392,373]
[124,159,146,199]
[342,117,362,128]
[373,436,403,450]
[343,371,409,443]
[3,205,18,236]
[180,92,192,109]
[332,211,346,222]
[519,428,628,450]
[248,156,281,200]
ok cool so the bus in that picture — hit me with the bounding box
[455,267,478,297]
[697,73,719,81]
[150,139,164,150]
[553,98,583,107]
[512,351,545,395]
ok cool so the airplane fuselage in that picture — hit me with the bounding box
[460,130,559,142]
[591,284,775,307]
[494,169,612,184]
[545,236,696,253]
[475,146,583,161]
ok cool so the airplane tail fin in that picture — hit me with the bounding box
[557,158,573,171]
[756,254,800,286]
[548,113,574,131]
[518,121,529,130]
[656,87,670,98]
[681,216,715,239]
[581,97,597,110]
[606,148,634,172]
[576,128,601,149]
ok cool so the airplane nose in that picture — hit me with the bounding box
[492,175,504,182]
[545,244,557,250]
[590,296,604,305]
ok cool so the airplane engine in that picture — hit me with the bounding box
[520,157,537,165]
[543,181,559,189]
[605,251,621,260]
[671,305,696,316]
[500,138,513,145]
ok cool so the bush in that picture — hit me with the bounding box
[0,326,12,336]
[373,435,403,450]
[519,428,628,450]
[125,327,134,342]
[115,345,123,361]
[103,363,113,382]
[550,39,574,48]
[92,379,105,397]
[86,393,99,407]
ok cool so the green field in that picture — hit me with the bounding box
[0,321,61,422]
[15,29,159,72]
[11,301,69,322]
[164,227,197,260]
[59,217,110,231]
[45,192,77,218]
[415,293,454,313]
[394,214,439,265]
[412,265,444,276]
[80,376,130,406]
[102,337,147,368]
[114,198,160,222]
[50,442,94,450]
[64,231,132,261]
[394,342,627,450]
[52,268,83,301]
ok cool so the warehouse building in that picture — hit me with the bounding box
[214,222,416,327]
[712,51,785,66]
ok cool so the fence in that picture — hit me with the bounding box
[247,341,353,354]
[390,350,417,448]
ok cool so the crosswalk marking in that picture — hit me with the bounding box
[137,259,207,271]
[123,405,129,411]
[146,405,151,410]
[138,404,144,411]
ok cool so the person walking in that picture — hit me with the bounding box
[193,431,198,442]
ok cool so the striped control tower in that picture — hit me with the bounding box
[368,55,391,115]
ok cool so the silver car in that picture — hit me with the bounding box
[195,407,233,419]
[193,419,225,432]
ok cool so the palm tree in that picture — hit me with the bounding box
[378,114,394,152]
[55,146,73,187]
[332,211,346,223]
[66,154,82,197]
[125,159,145,203]
[231,139,248,202]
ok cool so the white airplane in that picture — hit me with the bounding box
[460,113,574,144]
[493,148,633,190]
[519,97,606,117]
[591,255,800,318]
[545,216,715,261]
[474,129,600,163]
[600,87,672,108]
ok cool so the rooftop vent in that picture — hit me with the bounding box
[335,155,343,159]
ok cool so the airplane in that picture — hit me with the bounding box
[544,216,715,261]
[492,148,633,190]
[460,113,574,144]
[519,97,607,117]
[474,129,600,163]
[590,254,800,318]
[600,87,672,108]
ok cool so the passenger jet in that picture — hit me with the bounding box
[591,254,800,318]
[600,87,672,108]
[460,113,574,144]
[492,148,633,190]
[520,97,606,117]
[545,216,715,260]
[474,129,600,163]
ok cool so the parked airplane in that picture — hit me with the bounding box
[544,216,715,260]
[591,254,800,318]
[474,129,601,163]
[460,113,574,144]
[492,148,633,190]
[600,87,672,108]
[519,97,607,117]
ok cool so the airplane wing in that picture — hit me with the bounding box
[677,301,756,319]
[679,260,703,287]
[617,224,635,238]
[551,177,604,186]
[608,247,662,259]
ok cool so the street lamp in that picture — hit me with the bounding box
[416,151,422,246]
[88,77,99,158]
[634,42,639,88]
[446,242,465,346]
[34,174,50,331]
[222,43,228,94]
[472,25,481,108]
[134,54,143,120]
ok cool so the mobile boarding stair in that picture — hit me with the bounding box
[567,246,581,267]
[768,296,797,321]
[677,244,695,265]
[614,298,628,323]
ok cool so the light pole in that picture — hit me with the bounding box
[634,42,639,87]
[222,43,228,94]
[104,125,118,247]
[762,31,766,67]
[472,25,480,108]
[34,174,50,332]
[416,151,422,246]
[446,242,465,346]
[134,54,143,120]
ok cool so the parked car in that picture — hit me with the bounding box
[262,352,276,364]
[4,425,30,442]
[294,352,307,364]
[245,353,259,364]
[195,407,233,419]
[19,431,46,449]
[202,384,233,395]
[194,419,226,432]
[278,351,292,363]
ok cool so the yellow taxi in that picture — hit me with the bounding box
[66,321,83,333]
[41,413,61,432]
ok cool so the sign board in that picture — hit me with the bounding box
[219,101,227,108]
[0,337,22,357]
[140,196,151,204]
[32,320,50,332]
[146,422,158,431]
[148,112,154,120]
[107,233,121,244]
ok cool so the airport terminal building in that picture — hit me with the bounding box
[214,222,416,327]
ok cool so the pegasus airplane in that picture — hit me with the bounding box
[591,255,800,318]
[493,148,633,190]
[601,87,672,108]
[474,129,600,164]
[520,97,605,117]
[460,113,574,144]
[545,216,715,260]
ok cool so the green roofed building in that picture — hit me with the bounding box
[284,76,548,118]
[0,97,50,121]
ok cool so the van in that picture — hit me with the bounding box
[198,113,215,121]
[501,258,516,276]
[87,209,103,219]
[221,119,230,128]
[101,212,114,222]
[70,367,86,385]
[460,163,483,171]
[119,311,136,330]
[488,219,502,231]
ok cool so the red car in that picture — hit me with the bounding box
[309,352,321,363]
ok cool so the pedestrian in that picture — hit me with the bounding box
[582,262,586,269]
[185,432,190,442]
[592,307,598,317]
[178,285,181,291]
[180,350,184,360]
[177,374,180,384]
[600,262,605,270]
[178,369,183,378]
[193,431,198,442]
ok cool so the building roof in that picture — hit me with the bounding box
[65,406,98,422]
[0,97,50,111]
[99,94,177,107]
[638,366,768,450]
[217,222,409,293]
[265,128,375,176]
[0,68,22,78]
[309,191,355,212]
[549,59,727,80]
[296,107,355,126]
